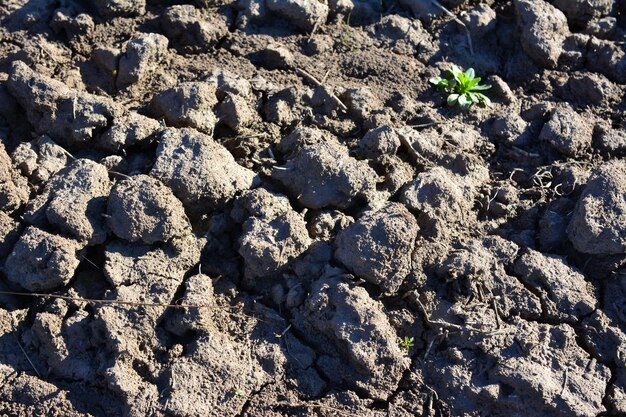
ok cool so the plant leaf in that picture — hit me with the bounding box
[429,76,442,85]
[468,77,482,88]
[450,65,462,84]
[478,93,491,106]
[468,92,480,103]
[447,93,460,106]
[458,94,471,109]
[470,83,492,91]
[465,68,475,80]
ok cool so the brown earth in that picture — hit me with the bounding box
[0,0,625,416]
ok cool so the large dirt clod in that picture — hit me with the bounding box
[234,189,311,282]
[568,159,626,255]
[24,159,111,245]
[11,136,70,184]
[150,82,218,134]
[107,174,191,244]
[295,276,410,400]
[552,0,615,24]
[335,202,418,293]
[359,125,401,159]
[266,0,329,32]
[151,128,258,217]
[93,0,146,18]
[539,106,593,157]
[515,0,569,69]
[116,33,169,89]
[272,138,377,209]
[7,61,116,147]
[6,61,160,151]
[0,142,29,213]
[161,5,227,52]
[97,234,203,415]
[513,249,597,322]
[0,211,22,262]
[31,303,98,382]
[400,167,474,238]
[4,226,85,292]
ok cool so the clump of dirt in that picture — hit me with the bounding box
[0,0,625,416]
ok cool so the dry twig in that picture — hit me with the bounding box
[295,67,348,112]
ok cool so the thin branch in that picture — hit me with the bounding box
[16,339,41,378]
[0,290,221,309]
[0,290,262,322]
[295,67,348,112]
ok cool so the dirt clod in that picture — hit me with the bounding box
[272,138,377,209]
[24,159,111,245]
[539,105,593,156]
[107,175,191,244]
[0,1,624,415]
[335,202,418,293]
[567,159,626,255]
[4,226,84,292]
[151,128,258,217]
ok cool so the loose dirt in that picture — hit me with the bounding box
[0,0,625,416]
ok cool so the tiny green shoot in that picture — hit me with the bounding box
[340,12,353,50]
[235,388,243,397]
[429,65,491,110]
[401,336,414,352]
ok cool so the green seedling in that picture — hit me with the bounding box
[340,12,353,50]
[235,388,243,397]
[401,336,414,352]
[430,65,491,110]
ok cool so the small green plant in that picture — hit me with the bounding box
[234,388,243,397]
[430,65,491,110]
[340,12,353,50]
[401,336,414,352]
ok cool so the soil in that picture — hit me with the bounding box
[0,0,625,416]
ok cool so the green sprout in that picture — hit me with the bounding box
[430,65,491,110]
[235,388,243,397]
[401,336,414,352]
[340,12,353,50]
